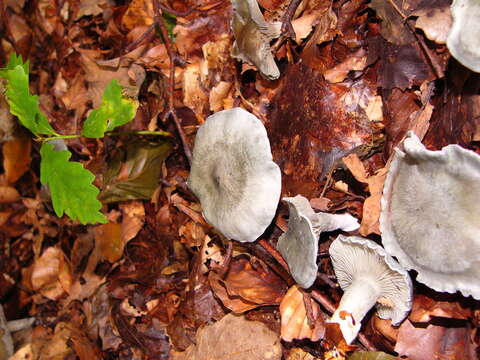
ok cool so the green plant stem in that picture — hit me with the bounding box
[40,130,172,143]
[106,130,173,137]
[41,134,81,142]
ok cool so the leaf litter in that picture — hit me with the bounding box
[0,0,479,359]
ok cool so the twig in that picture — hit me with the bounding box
[124,23,156,53]
[281,0,302,39]
[311,289,336,313]
[301,290,316,327]
[259,239,290,273]
[151,0,192,167]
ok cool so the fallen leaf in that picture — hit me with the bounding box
[94,223,123,263]
[2,134,31,184]
[286,347,320,360]
[409,295,473,323]
[342,154,388,235]
[324,49,368,83]
[414,6,452,44]
[268,63,373,198]
[0,186,20,203]
[369,0,414,46]
[209,256,287,313]
[395,320,477,360]
[183,63,208,117]
[170,313,282,360]
[99,140,172,203]
[348,352,396,360]
[279,286,326,342]
[31,247,72,300]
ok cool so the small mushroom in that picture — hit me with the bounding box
[328,235,412,344]
[380,131,480,299]
[446,0,480,72]
[231,0,282,80]
[277,195,359,288]
[187,107,281,242]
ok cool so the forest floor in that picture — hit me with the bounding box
[0,0,479,359]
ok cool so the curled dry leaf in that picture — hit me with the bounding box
[31,247,72,300]
[279,285,326,342]
[209,256,287,313]
[170,313,282,360]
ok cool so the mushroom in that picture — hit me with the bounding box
[276,195,359,288]
[446,0,480,73]
[187,107,281,242]
[380,131,480,299]
[328,235,412,344]
[231,0,282,80]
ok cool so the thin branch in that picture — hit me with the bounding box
[124,23,156,53]
[259,239,290,273]
[152,0,192,167]
[281,0,302,39]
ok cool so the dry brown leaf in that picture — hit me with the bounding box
[179,220,205,247]
[94,223,123,263]
[31,247,72,300]
[279,285,326,342]
[286,347,320,360]
[292,11,322,44]
[372,316,399,344]
[183,63,208,117]
[120,201,145,244]
[414,6,452,45]
[310,197,331,211]
[209,256,287,313]
[121,0,154,30]
[408,295,473,322]
[170,313,282,360]
[209,81,233,112]
[2,134,31,184]
[342,154,387,236]
[0,186,20,203]
[324,49,368,83]
[395,320,477,360]
[76,0,114,19]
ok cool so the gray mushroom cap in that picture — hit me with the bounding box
[329,235,412,344]
[231,0,282,79]
[187,107,281,242]
[277,195,359,288]
[380,132,480,299]
[446,0,480,73]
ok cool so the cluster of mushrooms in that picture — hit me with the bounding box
[187,107,480,345]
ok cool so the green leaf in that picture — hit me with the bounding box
[40,142,107,224]
[0,56,57,136]
[99,139,172,203]
[82,80,138,138]
[162,11,177,40]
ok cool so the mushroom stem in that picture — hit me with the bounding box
[329,277,381,344]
